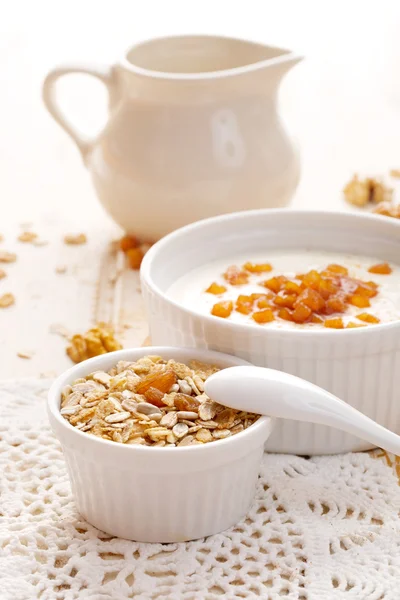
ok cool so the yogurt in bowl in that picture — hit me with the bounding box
[168,250,400,329]
[141,209,400,455]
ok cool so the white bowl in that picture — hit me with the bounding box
[141,209,400,455]
[47,347,273,543]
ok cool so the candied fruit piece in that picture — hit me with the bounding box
[205,282,227,295]
[236,294,253,305]
[354,282,378,298]
[243,262,273,273]
[252,309,275,323]
[324,318,344,329]
[356,313,381,324]
[277,308,293,321]
[284,281,302,295]
[346,321,366,328]
[318,278,339,299]
[297,288,325,312]
[348,294,370,308]
[136,369,177,395]
[326,264,349,275]
[236,305,252,315]
[273,292,297,309]
[174,394,200,411]
[311,314,324,324]
[144,387,165,407]
[120,234,139,252]
[223,266,249,285]
[126,247,144,270]
[368,263,392,275]
[257,297,272,309]
[325,296,346,314]
[291,303,312,323]
[235,295,253,314]
[262,276,287,294]
[211,301,233,318]
[302,270,322,289]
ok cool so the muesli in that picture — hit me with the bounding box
[60,356,259,446]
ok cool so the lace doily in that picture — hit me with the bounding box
[1,379,400,600]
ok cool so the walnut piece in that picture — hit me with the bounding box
[343,175,370,207]
[64,233,87,245]
[66,322,122,364]
[343,174,393,207]
[373,201,400,219]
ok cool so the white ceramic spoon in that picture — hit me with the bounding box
[204,366,400,454]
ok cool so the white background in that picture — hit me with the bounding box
[0,0,399,377]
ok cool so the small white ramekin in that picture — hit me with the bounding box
[47,347,273,543]
[141,209,400,455]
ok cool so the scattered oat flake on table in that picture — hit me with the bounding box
[49,323,70,338]
[0,269,6,279]
[64,233,87,245]
[390,169,400,179]
[0,251,16,263]
[0,293,15,308]
[66,322,122,364]
[55,265,67,274]
[17,351,34,359]
[18,231,38,243]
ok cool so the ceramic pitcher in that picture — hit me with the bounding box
[43,35,302,240]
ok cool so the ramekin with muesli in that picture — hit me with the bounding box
[48,347,273,542]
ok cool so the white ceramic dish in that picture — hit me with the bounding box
[47,347,273,543]
[141,209,400,455]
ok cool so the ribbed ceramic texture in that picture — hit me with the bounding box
[62,444,263,543]
[143,282,400,455]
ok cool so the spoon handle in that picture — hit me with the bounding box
[205,366,400,455]
[291,382,400,455]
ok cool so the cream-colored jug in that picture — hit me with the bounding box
[43,35,302,240]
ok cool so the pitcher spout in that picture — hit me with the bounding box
[257,49,303,81]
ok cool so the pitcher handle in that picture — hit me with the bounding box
[42,63,116,164]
